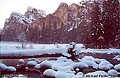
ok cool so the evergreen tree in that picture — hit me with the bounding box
[90,2,104,48]
[102,0,120,48]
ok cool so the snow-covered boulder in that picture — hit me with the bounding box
[107,64,113,69]
[77,72,83,76]
[55,71,75,78]
[43,69,56,77]
[27,61,37,66]
[35,59,41,63]
[108,69,119,75]
[39,61,52,72]
[72,62,88,69]
[66,70,75,74]
[35,64,41,69]
[0,64,8,71]
[99,60,110,66]
[85,71,108,76]
[76,68,80,72]
[98,60,112,70]
[19,59,25,64]
[81,60,98,68]
[55,72,68,78]
[82,56,94,61]
[113,55,120,61]
[114,64,120,71]
[6,66,16,72]
[72,75,83,78]
[72,72,83,78]
[40,61,52,67]
[99,65,111,71]
[57,56,68,62]
[94,58,102,64]
[28,58,35,61]
[57,66,73,71]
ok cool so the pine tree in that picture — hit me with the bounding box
[102,0,120,48]
[90,2,104,48]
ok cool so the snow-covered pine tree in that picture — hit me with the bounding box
[90,2,104,49]
[102,0,120,48]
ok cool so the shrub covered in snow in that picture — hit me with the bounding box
[55,71,75,78]
[85,71,108,76]
[98,65,111,71]
[73,72,83,78]
[43,69,56,77]
[0,64,8,71]
[113,55,120,61]
[57,56,68,62]
[35,59,41,63]
[82,56,94,61]
[114,64,120,71]
[38,61,52,72]
[71,62,88,69]
[27,61,37,66]
[98,60,113,70]
[108,69,119,75]
[6,66,16,72]
[19,59,25,64]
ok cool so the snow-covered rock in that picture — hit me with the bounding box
[19,59,25,63]
[57,56,68,62]
[43,69,56,77]
[35,64,41,69]
[82,56,94,61]
[94,58,102,64]
[72,62,88,69]
[99,60,110,66]
[76,72,83,75]
[98,60,112,70]
[76,68,80,72]
[55,72,68,78]
[35,59,41,63]
[113,55,120,61]
[85,71,108,76]
[38,61,52,72]
[6,66,16,72]
[72,75,83,78]
[55,71,75,78]
[114,64,120,71]
[72,72,83,78]
[66,70,75,74]
[0,64,8,71]
[107,64,113,69]
[108,69,119,75]
[40,61,52,67]
[99,65,110,70]
[57,66,73,71]
[27,61,37,66]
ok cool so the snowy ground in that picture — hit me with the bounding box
[0,41,120,57]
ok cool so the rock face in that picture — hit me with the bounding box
[1,7,46,42]
[24,6,47,21]
[54,2,68,24]
[1,12,31,41]
[27,14,64,43]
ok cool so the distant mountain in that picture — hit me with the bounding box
[1,6,46,41]
[1,0,120,48]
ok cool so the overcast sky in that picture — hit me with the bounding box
[0,0,82,29]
